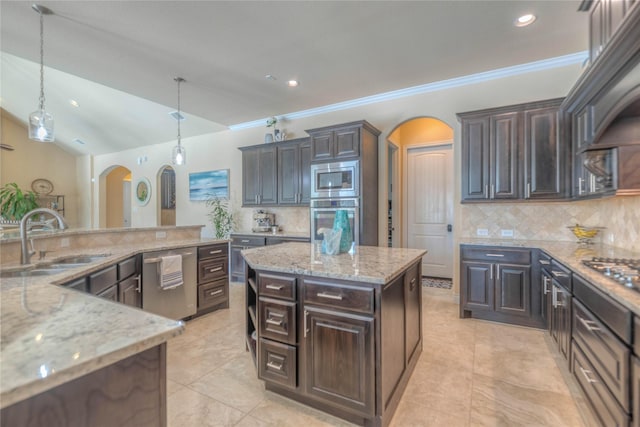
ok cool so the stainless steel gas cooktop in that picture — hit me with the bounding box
[582,257,640,291]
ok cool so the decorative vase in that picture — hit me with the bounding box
[332,210,352,253]
[264,133,273,143]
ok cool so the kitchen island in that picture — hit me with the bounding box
[242,243,426,427]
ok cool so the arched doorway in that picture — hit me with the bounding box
[99,165,132,228]
[157,165,176,226]
[387,117,454,279]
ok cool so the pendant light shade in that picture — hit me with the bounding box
[172,77,186,165]
[29,4,54,142]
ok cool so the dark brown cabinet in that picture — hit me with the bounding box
[633,356,640,427]
[551,278,572,362]
[196,242,229,315]
[308,124,361,162]
[277,138,311,205]
[460,246,541,328]
[303,306,374,416]
[458,98,565,202]
[118,275,140,307]
[588,0,635,63]
[247,260,421,426]
[241,145,277,206]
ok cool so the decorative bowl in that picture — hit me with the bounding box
[568,224,604,244]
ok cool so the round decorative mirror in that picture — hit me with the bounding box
[135,177,151,206]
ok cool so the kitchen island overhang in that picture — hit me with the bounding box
[242,243,427,427]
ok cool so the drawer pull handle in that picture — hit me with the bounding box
[266,361,283,371]
[266,284,284,291]
[579,367,598,384]
[317,291,343,301]
[485,254,504,257]
[209,289,223,297]
[304,310,309,338]
[208,250,222,255]
[539,260,550,265]
[577,315,601,332]
[542,276,549,295]
[208,267,223,273]
[552,271,568,277]
[241,239,250,243]
[266,318,283,326]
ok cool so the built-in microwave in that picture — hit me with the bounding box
[310,160,360,199]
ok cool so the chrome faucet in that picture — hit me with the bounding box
[20,208,68,265]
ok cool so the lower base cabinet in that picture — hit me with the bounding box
[634,357,640,427]
[196,243,229,316]
[247,260,422,426]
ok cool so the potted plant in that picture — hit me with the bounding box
[206,195,236,239]
[265,116,278,143]
[0,182,39,221]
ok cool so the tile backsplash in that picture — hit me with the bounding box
[237,206,310,234]
[460,196,640,253]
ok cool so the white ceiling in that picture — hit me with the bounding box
[0,1,588,156]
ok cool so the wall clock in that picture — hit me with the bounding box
[31,178,54,195]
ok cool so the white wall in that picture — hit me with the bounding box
[91,62,584,238]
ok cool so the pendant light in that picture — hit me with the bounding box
[172,77,186,166]
[28,4,54,142]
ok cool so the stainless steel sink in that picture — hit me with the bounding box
[52,254,110,264]
[0,267,68,278]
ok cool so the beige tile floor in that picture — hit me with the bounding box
[166,283,588,427]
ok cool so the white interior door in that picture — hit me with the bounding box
[406,145,453,278]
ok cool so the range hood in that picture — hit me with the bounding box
[589,98,640,149]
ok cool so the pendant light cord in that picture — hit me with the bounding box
[38,10,45,111]
[175,77,184,146]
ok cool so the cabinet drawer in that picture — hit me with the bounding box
[574,274,632,345]
[539,251,552,268]
[198,279,228,310]
[461,246,530,264]
[231,236,266,247]
[198,257,228,283]
[259,297,297,345]
[303,279,374,314]
[88,265,118,295]
[118,256,138,280]
[258,338,297,389]
[258,273,296,301]
[571,341,630,427]
[572,299,630,412]
[550,260,572,291]
[198,244,227,260]
[96,283,118,301]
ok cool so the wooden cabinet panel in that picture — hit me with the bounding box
[633,356,640,427]
[334,127,360,158]
[259,147,278,204]
[310,132,333,161]
[258,273,296,301]
[590,0,606,61]
[524,105,564,199]
[462,261,493,311]
[96,283,118,301]
[495,264,531,318]
[88,265,118,295]
[541,269,552,332]
[491,112,519,199]
[242,146,277,206]
[198,244,227,260]
[404,262,421,363]
[198,279,228,310]
[461,117,490,200]
[198,257,228,283]
[242,148,260,206]
[304,307,374,417]
[117,256,138,280]
[278,143,298,204]
[551,280,572,362]
[118,275,141,308]
[303,279,374,314]
[64,277,87,293]
[308,122,370,162]
[299,142,312,204]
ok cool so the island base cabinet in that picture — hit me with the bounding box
[1,344,167,427]
[304,307,374,417]
[634,357,640,427]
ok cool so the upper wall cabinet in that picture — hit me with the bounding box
[240,138,311,207]
[306,120,380,163]
[458,98,566,203]
[588,0,636,63]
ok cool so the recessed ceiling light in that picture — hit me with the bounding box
[69,99,79,107]
[515,14,536,27]
[287,80,299,87]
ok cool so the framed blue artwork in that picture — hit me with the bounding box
[189,169,229,201]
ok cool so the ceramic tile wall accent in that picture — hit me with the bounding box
[237,207,310,234]
[460,196,640,252]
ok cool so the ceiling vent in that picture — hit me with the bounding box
[169,111,185,121]
[72,138,86,145]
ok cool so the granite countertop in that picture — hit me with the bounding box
[460,238,640,315]
[0,236,227,409]
[242,242,426,284]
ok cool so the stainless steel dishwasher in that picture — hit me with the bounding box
[142,247,197,320]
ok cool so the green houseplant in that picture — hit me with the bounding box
[206,195,235,239]
[0,183,40,221]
